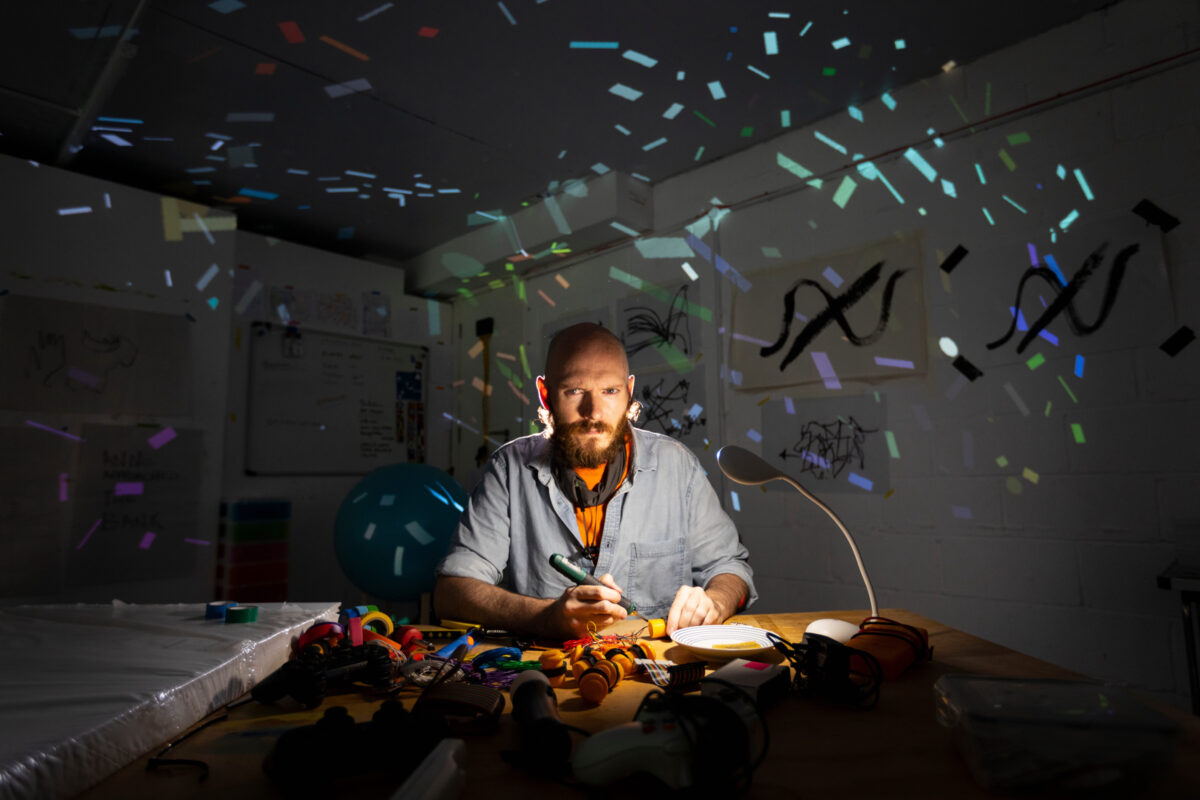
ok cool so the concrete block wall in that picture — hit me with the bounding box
[449,0,1200,708]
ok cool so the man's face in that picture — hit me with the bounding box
[543,340,634,469]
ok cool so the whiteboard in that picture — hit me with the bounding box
[245,322,428,475]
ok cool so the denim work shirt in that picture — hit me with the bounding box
[436,427,757,620]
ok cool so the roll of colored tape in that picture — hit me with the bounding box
[206,600,238,620]
[646,618,667,639]
[358,610,394,636]
[224,605,258,624]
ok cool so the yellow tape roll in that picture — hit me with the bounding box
[646,618,667,639]
[358,610,394,636]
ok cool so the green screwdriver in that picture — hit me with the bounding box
[549,553,639,618]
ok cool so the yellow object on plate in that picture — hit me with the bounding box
[669,623,776,659]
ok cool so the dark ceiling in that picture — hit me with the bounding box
[2,1,1116,268]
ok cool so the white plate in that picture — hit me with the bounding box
[669,623,777,660]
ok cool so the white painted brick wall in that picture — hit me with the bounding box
[450,0,1200,711]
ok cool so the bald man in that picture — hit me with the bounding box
[435,323,755,640]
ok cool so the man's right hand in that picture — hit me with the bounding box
[547,573,628,638]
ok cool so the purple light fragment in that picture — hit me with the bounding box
[148,427,177,450]
[811,351,842,389]
[76,518,102,549]
[139,532,156,550]
[732,332,773,347]
[25,420,84,442]
[802,450,831,469]
[184,538,212,546]
[847,472,873,491]
[66,367,100,387]
[114,482,144,496]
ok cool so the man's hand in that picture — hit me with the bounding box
[547,573,628,638]
[666,585,721,634]
[665,574,749,634]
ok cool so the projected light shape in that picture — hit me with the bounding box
[716,445,878,619]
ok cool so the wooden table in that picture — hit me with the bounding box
[79,609,1200,799]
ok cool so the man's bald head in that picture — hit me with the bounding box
[543,323,629,386]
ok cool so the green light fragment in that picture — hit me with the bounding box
[1026,353,1045,370]
[1071,423,1086,444]
[692,110,716,127]
[832,175,857,208]
[996,455,1009,467]
[1044,401,1052,417]
[998,149,1017,171]
[884,430,900,459]
[653,340,694,373]
[1007,132,1030,146]
[1057,375,1078,403]
[519,344,531,378]
[948,95,969,123]
[776,152,813,180]
[821,67,836,76]
[740,126,754,137]
[1002,195,1027,214]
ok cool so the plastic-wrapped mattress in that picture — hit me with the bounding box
[0,601,338,800]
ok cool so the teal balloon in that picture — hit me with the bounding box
[334,464,468,600]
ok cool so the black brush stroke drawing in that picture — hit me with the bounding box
[987,241,1138,354]
[624,285,693,359]
[761,261,908,371]
[636,377,704,439]
[779,416,876,480]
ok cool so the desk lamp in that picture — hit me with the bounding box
[716,445,878,639]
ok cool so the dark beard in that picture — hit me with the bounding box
[550,414,629,469]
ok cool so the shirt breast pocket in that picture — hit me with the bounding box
[628,537,688,619]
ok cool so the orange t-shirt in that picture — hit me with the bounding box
[572,437,631,553]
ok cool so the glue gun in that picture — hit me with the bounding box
[548,553,637,616]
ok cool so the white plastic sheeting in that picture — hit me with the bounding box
[0,601,338,800]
